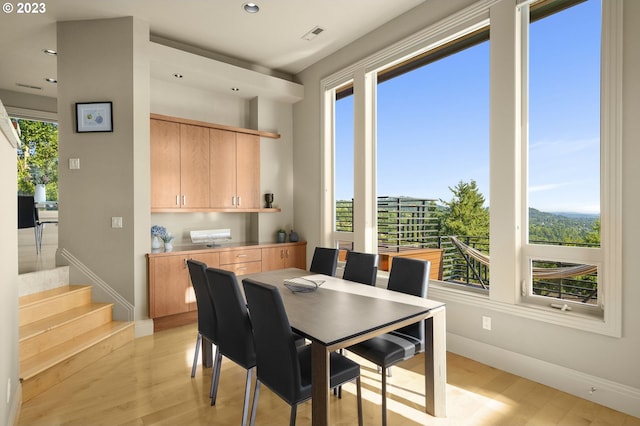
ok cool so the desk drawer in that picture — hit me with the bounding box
[223,261,262,276]
[220,249,262,265]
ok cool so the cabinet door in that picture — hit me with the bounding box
[150,120,181,209]
[180,124,210,209]
[284,245,307,269]
[210,128,237,208]
[261,247,285,272]
[149,255,191,318]
[236,133,260,209]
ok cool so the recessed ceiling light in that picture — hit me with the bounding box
[231,87,240,92]
[173,73,183,78]
[243,3,259,13]
[44,78,57,83]
[42,49,57,56]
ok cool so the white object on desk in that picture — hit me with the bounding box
[190,228,231,246]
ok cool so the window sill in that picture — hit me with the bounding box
[429,280,620,337]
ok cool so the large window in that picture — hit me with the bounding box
[522,0,602,312]
[322,0,621,336]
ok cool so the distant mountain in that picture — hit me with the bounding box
[548,211,600,220]
[529,208,599,244]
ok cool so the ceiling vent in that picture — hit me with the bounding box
[302,26,324,41]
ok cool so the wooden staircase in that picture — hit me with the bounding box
[19,284,134,402]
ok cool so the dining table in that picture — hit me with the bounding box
[243,268,447,426]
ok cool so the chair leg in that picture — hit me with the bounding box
[356,376,363,426]
[241,368,253,426]
[289,404,297,426]
[33,227,40,254]
[210,351,223,405]
[249,380,260,426]
[191,334,202,378]
[381,365,388,426]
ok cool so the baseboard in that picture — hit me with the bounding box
[9,381,22,426]
[448,333,640,418]
[134,319,154,337]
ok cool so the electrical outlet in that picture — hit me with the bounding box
[111,217,123,228]
[482,316,492,330]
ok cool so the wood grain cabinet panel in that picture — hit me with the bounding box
[150,120,210,210]
[261,244,307,272]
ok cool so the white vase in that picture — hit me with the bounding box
[151,235,161,250]
[34,184,46,203]
[164,241,173,252]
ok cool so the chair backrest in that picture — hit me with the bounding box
[18,195,36,229]
[309,247,339,276]
[206,268,256,369]
[186,259,217,343]
[387,257,431,341]
[242,278,303,405]
[343,251,379,286]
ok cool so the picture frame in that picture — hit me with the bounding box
[75,102,113,133]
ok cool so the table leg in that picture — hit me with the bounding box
[424,306,447,417]
[311,341,330,426]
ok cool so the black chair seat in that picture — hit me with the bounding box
[296,346,362,393]
[348,331,423,367]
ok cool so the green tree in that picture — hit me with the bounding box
[16,119,58,200]
[584,219,601,245]
[440,180,489,238]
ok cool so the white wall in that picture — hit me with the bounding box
[0,101,20,426]
[293,0,640,417]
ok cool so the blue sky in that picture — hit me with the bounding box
[336,0,601,215]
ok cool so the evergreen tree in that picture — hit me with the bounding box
[440,180,489,238]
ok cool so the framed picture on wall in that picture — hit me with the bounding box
[76,102,113,132]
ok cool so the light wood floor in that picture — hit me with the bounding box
[17,323,640,426]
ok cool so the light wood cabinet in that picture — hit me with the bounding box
[148,242,306,327]
[150,120,210,210]
[261,243,307,272]
[209,129,260,209]
[150,113,279,213]
[219,248,262,276]
[148,251,220,318]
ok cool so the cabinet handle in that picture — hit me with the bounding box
[286,249,290,258]
[175,195,180,206]
[182,195,186,206]
[280,250,284,259]
[237,196,241,207]
[238,267,247,271]
[237,254,247,258]
[232,196,236,206]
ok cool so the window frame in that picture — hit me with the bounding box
[320,0,622,337]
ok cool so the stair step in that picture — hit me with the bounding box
[21,321,134,402]
[19,303,114,363]
[19,285,92,327]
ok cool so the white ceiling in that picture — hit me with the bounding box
[0,0,425,99]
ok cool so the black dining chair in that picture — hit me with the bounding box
[18,195,58,254]
[206,267,257,426]
[342,251,379,286]
[346,257,431,426]
[309,247,339,276]
[186,260,219,402]
[242,278,363,426]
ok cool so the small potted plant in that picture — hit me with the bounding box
[277,229,287,243]
[161,232,175,251]
[151,225,166,250]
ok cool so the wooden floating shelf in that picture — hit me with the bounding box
[150,113,280,139]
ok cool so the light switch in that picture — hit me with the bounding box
[69,158,80,169]
[111,217,123,228]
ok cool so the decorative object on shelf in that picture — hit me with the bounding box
[161,232,175,252]
[277,229,286,243]
[264,193,274,208]
[151,225,167,250]
[34,184,46,203]
[289,229,299,242]
[76,101,113,133]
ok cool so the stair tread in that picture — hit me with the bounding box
[21,321,134,380]
[19,285,91,308]
[19,302,113,341]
